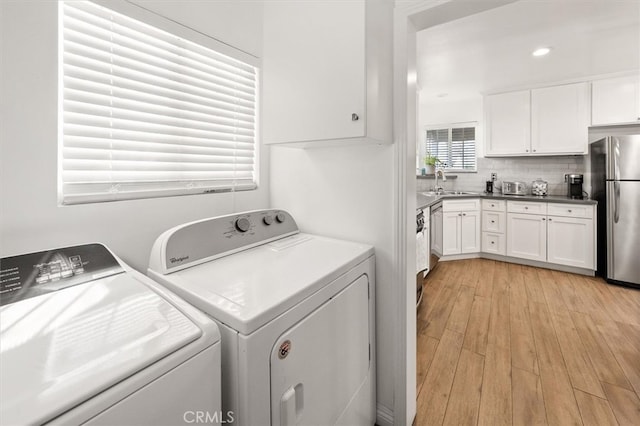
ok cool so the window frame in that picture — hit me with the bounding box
[58,0,261,205]
[420,122,478,173]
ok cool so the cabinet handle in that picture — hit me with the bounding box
[491,220,495,223]
[549,218,553,221]
[568,209,572,213]
[491,204,495,207]
[533,149,537,152]
[491,241,495,244]
[526,149,529,152]
[462,213,467,216]
[524,206,529,210]
[351,113,359,121]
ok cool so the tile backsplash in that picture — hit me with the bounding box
[418,156,589,197]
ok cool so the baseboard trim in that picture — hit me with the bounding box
[480,253,595,276]
[439,253,481,261]
[376,403,394,426]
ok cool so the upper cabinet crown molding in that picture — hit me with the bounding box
[262,0,393,148]
[591,74,640,126]
[485,82,590,157]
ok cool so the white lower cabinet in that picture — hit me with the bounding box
[547,215,595,269]
[482,232,505,255]
[442,212,461,255]
[506,202,595,269]
[443,210,480,255]
[506,213,547,262]
[439,198,595,272]
[481,200,506,255]
[461,211,481,253]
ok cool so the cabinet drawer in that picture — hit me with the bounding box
[482,199,506,211]
[482,232,506,255]
[547,203,594,219]
[482,211,506,233]
[507,200,547,215]
[443,199,480,212]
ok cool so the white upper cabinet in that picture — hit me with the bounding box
[485,82,590,156]
[591,75,640,125]
[485,90,530,155]
[531,82,590,155]
[262,0,392,147]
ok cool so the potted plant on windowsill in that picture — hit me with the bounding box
[423,153,441,175]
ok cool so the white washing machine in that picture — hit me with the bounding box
[147,209,376,426]
[0,243,222,425]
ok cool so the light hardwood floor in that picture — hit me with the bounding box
[416,258,640,426]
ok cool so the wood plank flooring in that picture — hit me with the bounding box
[416,259,640,426]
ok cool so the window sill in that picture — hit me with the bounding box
[416,174,458,180]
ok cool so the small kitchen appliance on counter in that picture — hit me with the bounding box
[502,181,527,195]
[485,180,494,194]
[531,178,548,196]
[565,174,584,199]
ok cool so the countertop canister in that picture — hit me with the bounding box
[531,178,548,196]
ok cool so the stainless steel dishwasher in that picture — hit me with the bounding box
[430,201,443,270]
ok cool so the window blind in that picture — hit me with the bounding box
[59,1,258,204]
[425,126,477,171]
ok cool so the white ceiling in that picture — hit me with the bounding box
[417,0,640,102]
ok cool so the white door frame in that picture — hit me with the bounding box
[392,2,518,424]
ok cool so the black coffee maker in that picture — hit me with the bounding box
[565,174,584,199]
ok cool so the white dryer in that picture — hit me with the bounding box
[147,210,376,426]
[0,243,222,425]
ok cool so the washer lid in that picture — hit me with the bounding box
[155,234,373,335]
[0,273,202,425]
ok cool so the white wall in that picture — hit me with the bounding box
[0,1,268,271]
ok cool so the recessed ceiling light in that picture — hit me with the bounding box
[436,93,448,98]
[532,47,551,57]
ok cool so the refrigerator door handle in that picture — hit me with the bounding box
[614,181,620,223]
[607,182,615,277]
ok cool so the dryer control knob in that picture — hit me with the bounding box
[263,215,274,225]
[275,212,286,223]
[235,217,251,233]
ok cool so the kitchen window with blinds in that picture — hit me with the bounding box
[424,125,477,172]
[59,1,258,204]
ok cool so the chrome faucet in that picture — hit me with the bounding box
[434,169,447,192]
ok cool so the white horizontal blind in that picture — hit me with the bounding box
[425,126,477,171]
[425,129,449,162]
[450,127,476,170]
[60,1,258,204]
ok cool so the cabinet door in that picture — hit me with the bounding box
[506,213,547,262]
[592,75,640,125]
[442,212,461,255]
[263,1,365,144]
[547,216,594,269]
[485,90,531,155]
[531,82,589,154]
[460,211,480,254]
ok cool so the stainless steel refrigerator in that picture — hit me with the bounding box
[591,136,640,288]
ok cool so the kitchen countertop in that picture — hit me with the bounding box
[417,192,597,210]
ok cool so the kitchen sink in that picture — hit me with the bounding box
[420,191,479,197]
